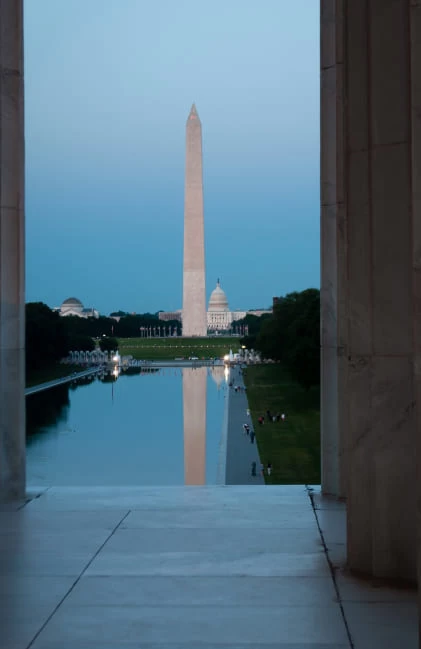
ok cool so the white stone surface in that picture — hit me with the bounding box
[0,486,416,648]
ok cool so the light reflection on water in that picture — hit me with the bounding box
[26,366,228,486]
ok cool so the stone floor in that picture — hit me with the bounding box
[0,485,417,649]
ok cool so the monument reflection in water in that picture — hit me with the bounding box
[183,364,227,485]
[26,365,227,486]
[183,367,206,485]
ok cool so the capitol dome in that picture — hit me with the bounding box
[208,280,229,312]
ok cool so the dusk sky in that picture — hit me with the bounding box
[25,1,319,315]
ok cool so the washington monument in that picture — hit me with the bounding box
[182,104,207,336]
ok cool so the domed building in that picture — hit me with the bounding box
[158,279,271,333]
[207,280,239,331]
[58,297,99,319]
[60,297,83,316]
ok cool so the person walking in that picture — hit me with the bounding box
[246,408,250,417]
[267,462,272,476]
[251,461,256,477]
[250,430,255,444]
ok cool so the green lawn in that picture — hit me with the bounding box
[118,336,238,360]
[243,364,320,485]
[26,363,82,388]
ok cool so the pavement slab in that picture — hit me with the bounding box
[0,482,416,647]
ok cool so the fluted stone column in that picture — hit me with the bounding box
[321,0,419,584]
[346,0,417,582]
[320,0,347,498]
[0,1,25,501]
[410,1,421,642]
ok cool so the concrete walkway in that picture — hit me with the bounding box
[0,485,416,648]
[225,365,264,485]
[25,367,99,397]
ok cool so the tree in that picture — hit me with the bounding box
[26,302,70,372]
[62,314,113,339]
[238,313,272,350]
[236,313,272,336]
[99,336,119,352]
[68,335,95,352]
[255,289,320,390]
[109,310,127,317]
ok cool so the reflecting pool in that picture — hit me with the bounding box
[26,365,228,486]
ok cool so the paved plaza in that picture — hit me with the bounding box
[0,484,417,649]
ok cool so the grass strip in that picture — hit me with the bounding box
[243,364,320,484]
[118,336,238,360]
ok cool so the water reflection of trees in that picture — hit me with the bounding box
[68,375,97,390]
[97,368,160,382]
[26,368,160,438]
[26,384,70,437]
[99,374,117,383]
[121,368,160,378]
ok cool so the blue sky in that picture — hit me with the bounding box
[25,0,319,314]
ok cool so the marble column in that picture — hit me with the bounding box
[321,0,418,582]
[320,0,347,498]
[346,0,417,582]
[0,1,26,501]
[410,0,421,641]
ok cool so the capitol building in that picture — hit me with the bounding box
[207,280,246,331]
[159,280,271,333]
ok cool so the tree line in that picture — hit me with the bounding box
[25,302,181,374]
[239,288,320,390]
[26,291,320,390]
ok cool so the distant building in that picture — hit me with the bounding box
[55,297,99,319]
[207,280,271,331]
[158,280,272,333]
[207,280,231,331]
[158,310,182,322]
[246,309,273,317]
